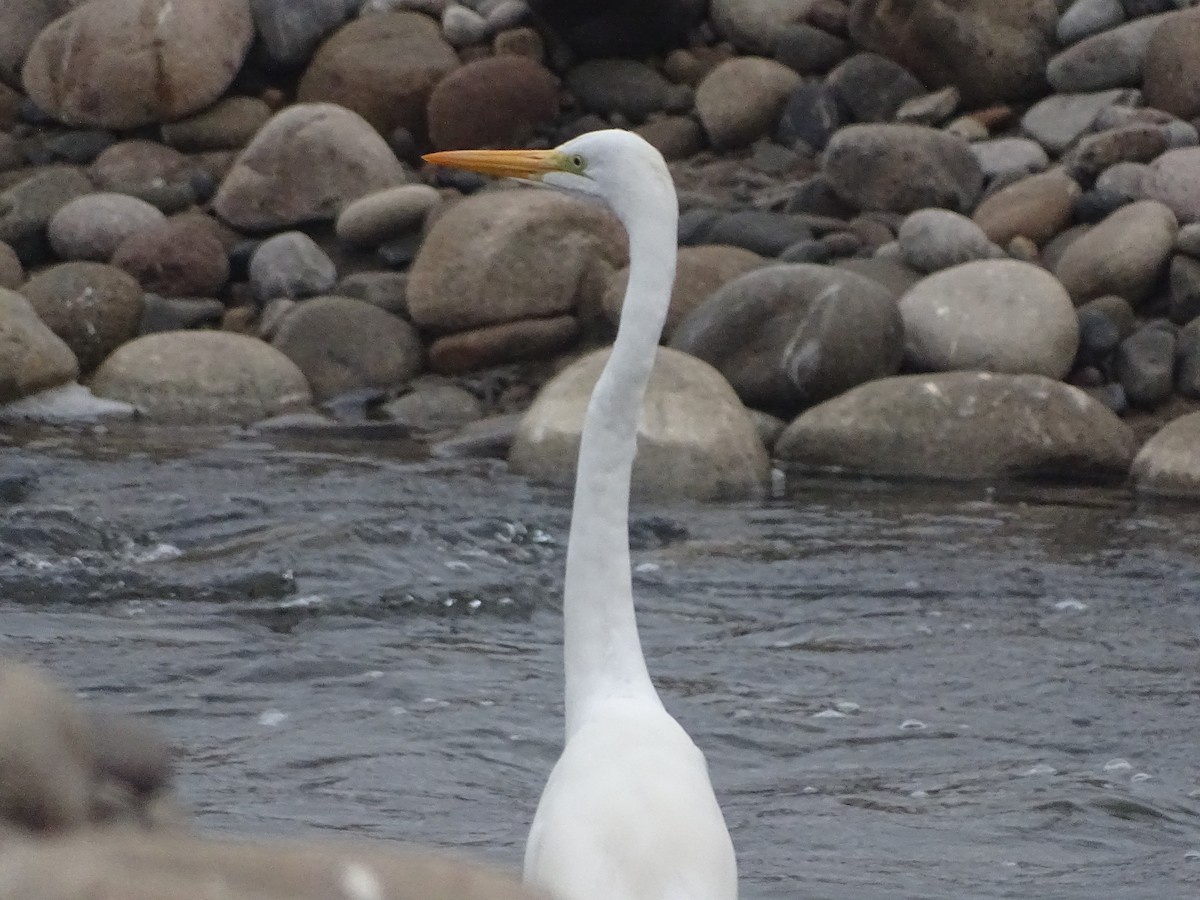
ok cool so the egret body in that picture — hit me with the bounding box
[425,130,737,900]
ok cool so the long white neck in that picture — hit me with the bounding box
[562,180,678,739]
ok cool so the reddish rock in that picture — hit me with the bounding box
[112,218,230,298]
[427,56,559,151]
[429,316,579,374]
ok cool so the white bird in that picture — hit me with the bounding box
[424,131,737,900]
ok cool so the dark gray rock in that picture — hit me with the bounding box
[773,23,848,75]
[703,211,814,257]
[1116,322,1177,407]
[1168,253,1200,325]
[1174,318,1200,398]
[825,52,925,123]
[775,83,841,151]
[669,263,903,416]
[566,59,685,123]
[140,294,225,334]
[529,0,704,57]
[0,166,93,264]
[250,0,358,68]
[249,232,337,303]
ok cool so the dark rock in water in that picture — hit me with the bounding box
[775,83,841,151]
[1116,322,1177,408]
[704,210,814,257]
[774,23,849,75]
[1175,319,1200,398]
[825,52,925,123]
[529,0,705,57]
[670,263,903,416]
[1168,254,1200,325]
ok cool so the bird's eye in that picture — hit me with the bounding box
[570,154,585,171]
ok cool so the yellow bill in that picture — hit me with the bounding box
[422,148,562,180]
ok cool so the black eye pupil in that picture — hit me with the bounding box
[573,156,583,167]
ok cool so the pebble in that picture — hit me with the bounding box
[825,52,925,123]
[896,209,1001,273]
[0,288,78,404]
[47,193,166,263]
[442,3,489,47]
[1168,255,1200,325]
[1142,7,1200,120]
[382,382,483,432]
[702,211,814,257]
[567,59,684,124]
[160,97,273,152]
[894,86,961,126]
[1053,200,1178,304]
[775,83,841,151]
[972,169,1081,246]
[140,295,226,334]
[0,240,22,288]
[1061,125,1169,182]
[248,232,338,303]
[970,138,1050,182]
[336,185,441,248]
[427,55,558,150]
[1057,0,1126,45]
[1020,89,1140,155]
[695,57,801,150]
[112,218,231,298]
[1046,12,1177,93]
[1115,322,1176,407]
[0,166,94,265]
[1145,146,1200,223]
[429,316,578,375]
[337,272,410,317]
[773,23,848,76]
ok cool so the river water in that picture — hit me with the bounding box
[1,423,1199,900]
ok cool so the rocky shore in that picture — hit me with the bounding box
[4,0,1200,499]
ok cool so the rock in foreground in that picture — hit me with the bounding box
[0,288,78,403]
[1131,411,1200,497]
[776,372,1137,481]
[509,347,769,501]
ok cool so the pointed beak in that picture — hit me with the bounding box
[422,148,562,180]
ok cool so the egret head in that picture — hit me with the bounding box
[423,129,675,229]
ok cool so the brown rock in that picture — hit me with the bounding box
[695,57,801,150]
[602,244,764,339]
[429,316,579,374]
[0,289,79,402]
[213,103,408,231]
[972,168,1081,246]
[1060,125,1169,182]
[635,116,705,161]
[0,239,23,288]
[19,262,144,372]
[427,56,559,151]
[22,0,254,129]
[160,96,273,152]
[298,12,459,139]
[1053,200,1178,305]
[1143,8,1200,121]
[112,218,230,298]
[0,0,80,89]
[0,166,94,265]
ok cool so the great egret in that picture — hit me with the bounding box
[424,131,737,900]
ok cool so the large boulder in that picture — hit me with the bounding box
[669,263,903,416]
[509,346,769,501]
[427,56,559,151]
[822,124,983,214]
[898,260,1079,379]
[18,262,143,372]
[603,244,765,340]
[90,331,312,423]
[847,0,1058,106]
[0,288,79,403]
[270,296,423,401]
[776,372,1137,481]
[212,103,407,231]
[1131,412,1200,497]
[407,190,627,333]
[296,12,458,139]
[1052,200,1178,305]
[22,0,254,129]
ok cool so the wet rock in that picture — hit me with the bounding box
[0,288,78,403]
[408,190,626,332]
[847,0,1058,106]
[1142,7,1200,121]
[47,193,166,263]
[899,259,1079,379]
[566,59,684,124]
[250,0,358,68]
[0,240,22,288]
[710,0,814,55]
[1057,0,1126,45]
[88,140,197,211]
[1020,88,1139,155]
[896,209,1000,273]
[825,52,925,123]
[776,371,1137,481]
[602,244,764,339]
[971,168,1080,246]
[1132,410,1200,496]
[822,124,983,214]
[19,262,143,372]
[428,315,578,374]
[1115,322,1176,408]
[91,331,311,423]
[159,97,273,152]
[382,381,483,432]
[271,296,422,400]
[427,56,559,150]
[248,232,337,302]
[140,295,225,334]
[112,218,230,298]
[297,12,458,139]
[775,83,841,151]
[213,103,408,231]
[510,345,768,501]
[0,166,93,265]
[1053,200,1177,304]
[695,57,801,150]
[1145,147,1200,223]
[669,263,903,416]
[22,0,254,129]
[1046,11,1177,92]
[336,184,441,248]
[431,411,522,459]
[773,23,848,76]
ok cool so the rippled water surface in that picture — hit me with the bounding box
[2,424,1200,899]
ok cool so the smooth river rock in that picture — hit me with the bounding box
[1053,200,1178,304]
[776,372,1138,481]
[509,346,769,502]
[899,260,1079,379]
[407,190,627,333]
[0,288,78,403]
[669,263,903,416]
[695,57,801,150]
[1131,411,1200,497]
[896,209,1001,273]
[91,331,312,424]
[47,193,166,263]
